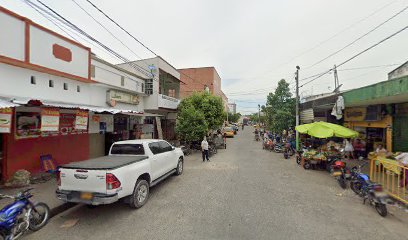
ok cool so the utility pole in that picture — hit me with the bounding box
[258,104,261,125]
[333,64,339,92]
[295,66,300,151]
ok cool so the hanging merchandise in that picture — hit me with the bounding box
[75,110,88,130]
[331,96,345,120]
[0,108,12,133]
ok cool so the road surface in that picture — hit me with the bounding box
[29,127,408,240]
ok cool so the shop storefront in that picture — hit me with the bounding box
[344,105,392,152]
[2,103,90,180]
[393,103,408,152]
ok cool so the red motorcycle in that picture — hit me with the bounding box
[263,139,274,151]
[331,160,350,189]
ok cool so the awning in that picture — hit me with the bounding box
[0,98,19,109]
[12,99,143,114]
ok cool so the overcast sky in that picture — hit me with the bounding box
[2,0,408,114]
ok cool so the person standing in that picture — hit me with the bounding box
[344,138,354,159]
[201,136,210,162]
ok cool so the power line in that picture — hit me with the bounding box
[84,0,200,85]
[32,0,156,79]
[257,0,398,78]
[70,0,145,62]
[307,4,408,68]
[300,24,408,88]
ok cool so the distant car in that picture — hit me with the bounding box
[223,127,235,137]
[231,124,238,134]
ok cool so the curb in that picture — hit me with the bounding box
[50,203,77,218]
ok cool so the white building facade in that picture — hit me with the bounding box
[0,6,148,179]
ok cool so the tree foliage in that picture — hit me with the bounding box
[228,112,242,123]
[265,79,295,133]
[176,92,225,141]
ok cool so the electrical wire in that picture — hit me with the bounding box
[257,0,399,78]
[299,24,408,88]
[84,0,200,85]
[307,4,408,68]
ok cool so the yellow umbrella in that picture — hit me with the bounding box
[295,121,358,138]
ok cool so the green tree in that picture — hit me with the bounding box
[176,92,225,141]
[175,105,208,141]
[228,112,242,123]
[265,79,295,133]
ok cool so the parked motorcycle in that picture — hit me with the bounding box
[263,139,274,151]
[283,142,295,159]
[273,143,283,153]
[208,143,217,157]
[255,134,260,141]
[0,188,50,239]
[350,162,390,217]
[331,160,350,189]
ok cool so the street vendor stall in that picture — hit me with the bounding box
[296,122,359,170]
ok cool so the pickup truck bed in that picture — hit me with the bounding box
[61,156,148,170]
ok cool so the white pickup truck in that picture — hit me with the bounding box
[56,139,184,208]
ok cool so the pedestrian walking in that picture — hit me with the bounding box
[201,136,210,162]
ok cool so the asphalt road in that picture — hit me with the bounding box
[29,127,408,240]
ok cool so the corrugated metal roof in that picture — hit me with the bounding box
[0,99,19,109]
[11,99,143,114]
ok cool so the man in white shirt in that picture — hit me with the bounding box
[201,137,209,162]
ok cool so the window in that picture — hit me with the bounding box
[121,76,125,86]
[77,86,81,92]
[49,80,54,88]
[110,144,145,155]
[145,79,153,95]
[148,142,161,155]
[168,89,176,98]
[63,83,68,90]
[141,83,144,93]
[90,65,96,78]
[30,76,36,85]
[159,141,173,153]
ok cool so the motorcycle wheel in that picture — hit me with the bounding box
[303,161,311,170]
[350,181,361,195]
[28,202,50,231]
[296,156,301,165]
[338,177,347,189]
[375,203,388,217]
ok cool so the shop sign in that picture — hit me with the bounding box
[41,108,60,132]
[75,110,88,130]
[0,108,12,133]
[344,107,366,122]
[59,113,76,134]
[16,111,41,138]
[107,90,139,106]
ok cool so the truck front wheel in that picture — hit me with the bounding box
[129,179,149,209]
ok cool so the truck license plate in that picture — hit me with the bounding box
[80,192,93,200]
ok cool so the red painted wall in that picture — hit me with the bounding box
[4,133,89,179]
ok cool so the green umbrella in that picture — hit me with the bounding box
[295,121,358,138]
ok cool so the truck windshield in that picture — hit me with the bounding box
[110,144,145,155]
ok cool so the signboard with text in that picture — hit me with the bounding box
[107,90,139,105]
[0,108,12,133]
[75,110,88,130]
[344,107,366,122]
[41,108,60,132]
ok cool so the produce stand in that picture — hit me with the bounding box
[295,121,359,169]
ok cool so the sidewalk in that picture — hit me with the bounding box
[0,178,73,217]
